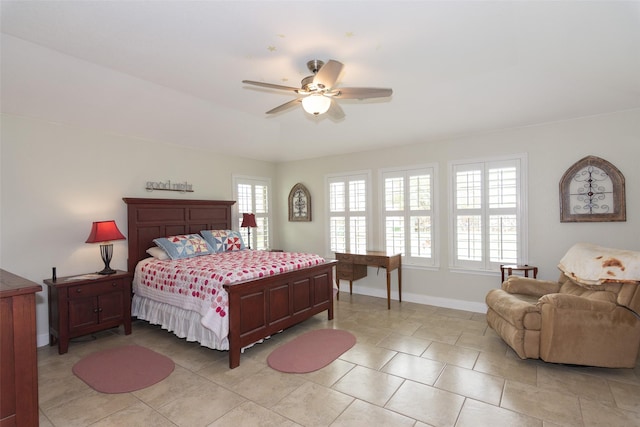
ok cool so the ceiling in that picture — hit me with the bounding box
[2,1,639,162]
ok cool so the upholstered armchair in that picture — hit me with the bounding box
[486,243,640,368]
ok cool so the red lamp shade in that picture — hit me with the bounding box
[85,220,126,243]
[241,213,257,228]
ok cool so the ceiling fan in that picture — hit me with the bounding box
[242,59,392,119]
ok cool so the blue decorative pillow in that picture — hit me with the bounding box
[201,230,246,252]
[153,234,214,260]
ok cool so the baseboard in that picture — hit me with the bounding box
[343,286,487,313]
[37,333,50,348]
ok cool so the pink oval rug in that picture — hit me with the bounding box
[267,329,356,373]
[72,345,174,393]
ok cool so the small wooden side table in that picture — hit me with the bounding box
[500,264,538,282]
[44,270,132,354]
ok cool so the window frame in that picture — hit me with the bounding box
[325,170,372,258]
[379,163,439,268]
[232,174,272,250]
[448,154,528,273]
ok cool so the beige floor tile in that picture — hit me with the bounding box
[207,401,300,427]
[608,380,640,413]
[456,398,542,427]
[332,365,404,406]
[331,399,415,427]
[434,365,504,406]
[536,363,615,403]
[271,381,354,426]
[412,324,462,345]
[441,317,488,335]
[501,380,583,426]
[580,397,640,427]
[156,380,245,426]
[381,352,445,385]
[39,410,54,427]
[434,307,475,320]
[230,367,306,408]
[455,332,509,354]
[133,365,207,409]
[197,355,266,388]
[89,400,174,427]
[339,342,397,370]
[386,380,465,427]
[38,370,93,411]
[42,390,138,427]
[422,341,479,369]
[296,358,356,387]
[473,350,538,385]
[376,333,431,356]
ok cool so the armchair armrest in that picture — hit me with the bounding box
[537,293,617,312]
[502,276,561,297]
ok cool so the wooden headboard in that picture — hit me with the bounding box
[122,198,235,273]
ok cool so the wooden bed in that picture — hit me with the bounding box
[123,197,336,368]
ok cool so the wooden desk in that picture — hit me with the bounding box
[335,251,402,309]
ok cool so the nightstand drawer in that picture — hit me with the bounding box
[67,278,124,299]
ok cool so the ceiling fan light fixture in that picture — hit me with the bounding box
[302,94,331,115]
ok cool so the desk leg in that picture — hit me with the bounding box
[335,276,340,300]
[398,260,402,303]
[349,280,353,295]
[386,270,391,310]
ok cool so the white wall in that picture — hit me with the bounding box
[275,109,640,311]
[0,113,276,346]
[3,109,639,347]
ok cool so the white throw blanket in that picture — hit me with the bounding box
[558,243,640,286]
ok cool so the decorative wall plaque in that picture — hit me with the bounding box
[559,155,625,222]
[288,183,311,222]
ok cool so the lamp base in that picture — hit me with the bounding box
[98,243,117,275]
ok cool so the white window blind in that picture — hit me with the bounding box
[381,165,437,267]
[233,176,271,250]
[450,155,527,271]
[327,172,369,255]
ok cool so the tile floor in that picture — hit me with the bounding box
[38,293,640,426]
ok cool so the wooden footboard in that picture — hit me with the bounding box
[224,260,337,368]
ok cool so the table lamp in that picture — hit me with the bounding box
[85,220,126,274]
[241,213,257,249]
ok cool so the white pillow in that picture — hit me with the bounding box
[146,246,170,261]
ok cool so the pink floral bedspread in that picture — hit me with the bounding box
[133,250,326,339]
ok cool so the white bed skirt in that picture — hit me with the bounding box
[132,294,229,350]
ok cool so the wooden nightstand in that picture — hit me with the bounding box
[44,270,132,354]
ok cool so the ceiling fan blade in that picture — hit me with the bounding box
[332,87,393,99]
[327,99,345,120]
[266,98,302,114]
[242,80,300,93]
[313,60,344,89]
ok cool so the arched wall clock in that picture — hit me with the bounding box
[288,183,311,222]
[559,155,626,222]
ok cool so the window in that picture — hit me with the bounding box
[450,155,527,271]
[327,171,370,255]
[381,165,438,267]
[233,175,271,250]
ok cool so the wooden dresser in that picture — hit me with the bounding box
[0,269,41,427]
